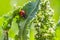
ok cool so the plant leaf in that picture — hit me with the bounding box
[18,0,41,40]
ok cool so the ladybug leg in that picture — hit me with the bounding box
[23,14,27,19]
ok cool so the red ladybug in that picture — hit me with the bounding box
[20,10,26,18]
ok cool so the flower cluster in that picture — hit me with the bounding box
[31,0,55,40]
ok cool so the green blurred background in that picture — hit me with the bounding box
[0,0,60,40]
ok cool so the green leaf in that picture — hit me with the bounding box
[16,0,41,40]
[22,0,40,28]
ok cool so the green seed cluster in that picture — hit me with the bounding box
[32,0,55,40]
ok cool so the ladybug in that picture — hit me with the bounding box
[20,10,26,18]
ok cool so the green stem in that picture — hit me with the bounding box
[16,19,23,40]
[18,25,22,40]
[3,30,8,40]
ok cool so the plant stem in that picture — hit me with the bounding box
[3,30,8,40]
